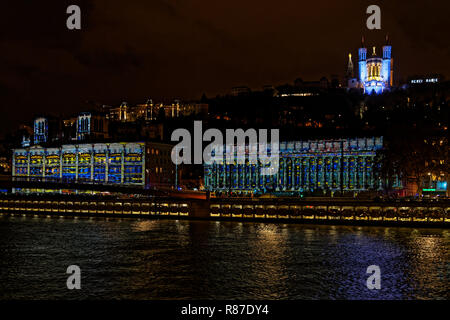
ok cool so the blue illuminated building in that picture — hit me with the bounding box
[12,142,174,187]
[76,112,91,141]
[204,137,388,195]
[76,112,109,141]
[355,37,393,94]
[34,117,48,145]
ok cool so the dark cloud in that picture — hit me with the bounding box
[0,0,449,136]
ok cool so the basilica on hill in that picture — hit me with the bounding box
[347,36,393,94]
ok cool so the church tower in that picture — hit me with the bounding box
[346,53,354,78]
[382,35,393,87]
[356,35,393,94]
[358,40,367,87]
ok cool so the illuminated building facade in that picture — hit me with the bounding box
[34,117,48,145]
[21,136,31,147]
[356,37,393,94]
[408,75,442,86]
[33,117,61,145]
[76,112,109,141]
[204,137,384,195]
[0,156,11,173]
[103,100,209,122]
[12,142,174,187]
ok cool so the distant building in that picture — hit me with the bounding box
[76,112,109,141]
[294,78,329,89]
[0,156,10,173]
[33,117,48,145]
[231,86,251,96]
[12,142,174,187]
[104,100,208,122]
[21,136,31,147]
[33,116,61,145]
[276,77,329,97]
[104,101,149,122]
[62,117,77,141]
[204,137,388,195]
[346,53,360,89]
[407,75,442,86]
[350,36,393,94]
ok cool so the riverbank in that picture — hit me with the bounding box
[1,193,449,228]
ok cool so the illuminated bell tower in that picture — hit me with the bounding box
[357,35,392,94]
[346,53,354,78]
[358,38,367,87]
[382,36,392,87]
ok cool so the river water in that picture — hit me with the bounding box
[0,214,448,299]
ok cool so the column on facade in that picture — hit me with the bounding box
[276,157,281,190]
[12,151,15,178]
[221,162,225,190]
[75,147,79,181]
[225,163,230,191]
[27,150,30,180]
[310,157,316,191]
[301,157,308,191]
[237,163,242,190]
[220,152,225,190]
[244,161,249,190]
[283,157,288,190]
[351,156,356,190]
[285,157,290,190]
[254,161,259,191]
[217,162,222,189]
[291,156,295,190]
[59,148,63,180]
[343,155,349,191]
[231,162,236,191]
[325,156,331,191]
[365,156,372,189]
[292,157,298,190]
[231,161,239,190]
[209,163,214,190]
[216,162,221,189]
[347,156,353,190]
[296,157,302,191]
[141,145,145,186]
[105,146,109,183]
[317,156,323,191]
[215,162,220,189]
[274,158,279,191]
[235,162,240,190]
[42,150,46,180]
[359,156,366,190]
[229,163,234,190]
[234,163,239,190]
[250,163,256,190]
[287,157,293,190]
[120,145,125,184]
[333,157,341,190]
[90,145,94,181]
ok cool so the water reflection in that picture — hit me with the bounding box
[0,215,448,299]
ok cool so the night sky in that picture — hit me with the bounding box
[1,0,449,137]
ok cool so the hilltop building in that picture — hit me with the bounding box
[347,36,393,94]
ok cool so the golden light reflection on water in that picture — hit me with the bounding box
[327,226,339,245]
[246,224,289,298]
[402,228,449,299]
[131,220,159,232]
